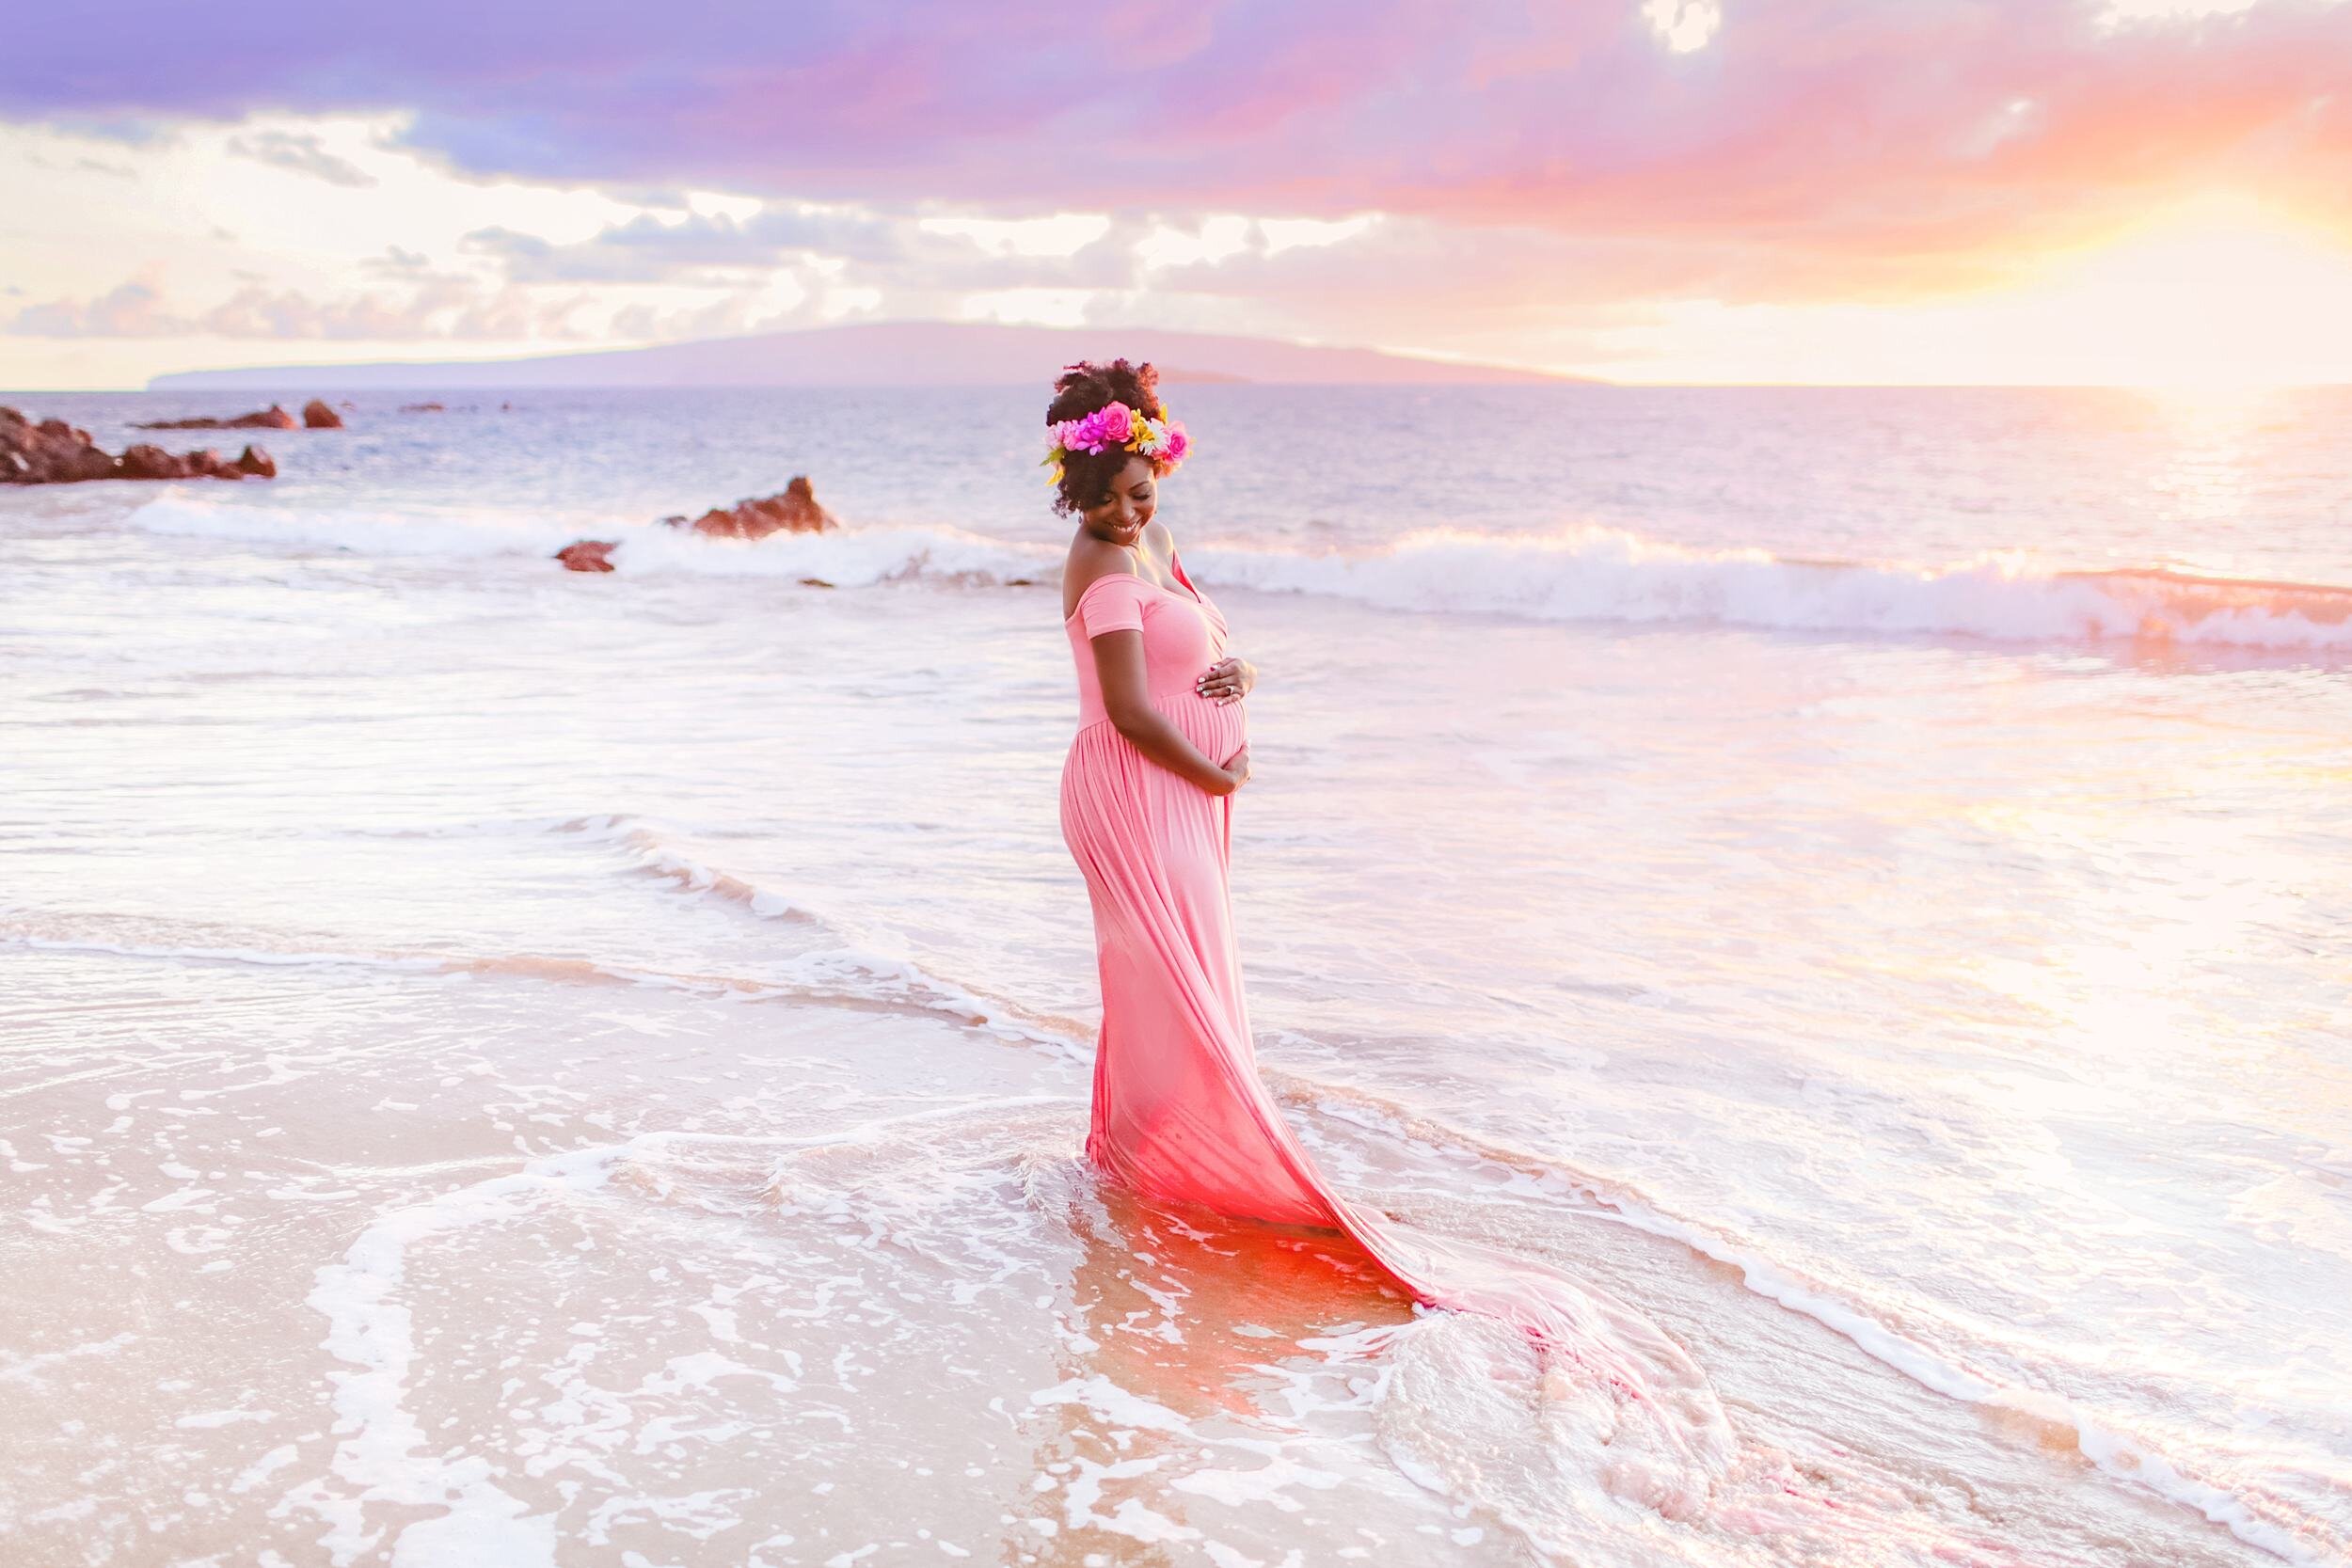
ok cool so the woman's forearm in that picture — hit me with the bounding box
[1111,708,1233,795]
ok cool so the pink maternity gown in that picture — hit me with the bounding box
[1056,550,1733,1433]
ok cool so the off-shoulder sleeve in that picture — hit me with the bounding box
[1074,574,1150,640]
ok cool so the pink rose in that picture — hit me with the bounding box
[1095,403,1134,446]
[1161,425,1189,464]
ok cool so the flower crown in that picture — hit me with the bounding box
[1043,401,1190,487]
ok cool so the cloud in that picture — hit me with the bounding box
[462,204,1148,292]
[7,274,592,341]
[3,0,2347,303]
[609,293,815,341]
[38,114,181,148]
[6,0,2349,381]
[7,279,189,336]
[455,212,866,282]
[362,245,433,276]
[198,282,441,338]
[225,128,376,187]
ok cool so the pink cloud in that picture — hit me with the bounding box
[5,0,2347,310]
[8,280,188,337]
[8,276,594,341]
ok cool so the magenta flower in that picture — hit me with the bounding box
[1048,404,1188,468]
[1060,402,1132,453]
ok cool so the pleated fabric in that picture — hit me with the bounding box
[1057,555,1734,1495]
[1064,571,1518,1280]
[1058,562,1327,1226]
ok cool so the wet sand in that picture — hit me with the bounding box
[3,945,2280,1566]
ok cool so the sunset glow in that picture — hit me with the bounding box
[2015,199,2352,388]
[2,1,2348,388]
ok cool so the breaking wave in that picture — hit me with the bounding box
[1188,528,2352,652]
[125,497,2351,651]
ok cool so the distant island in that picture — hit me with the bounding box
[148,321,1585,390]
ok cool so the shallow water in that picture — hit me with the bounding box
[4,385,2347,1565]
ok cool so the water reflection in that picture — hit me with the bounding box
[1002,1165,1410,1564]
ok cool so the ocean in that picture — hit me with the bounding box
[4,383,2347,1567]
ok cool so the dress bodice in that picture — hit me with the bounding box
[1062,555,1231,732]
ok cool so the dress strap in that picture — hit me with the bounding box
[1168,549,1207,607]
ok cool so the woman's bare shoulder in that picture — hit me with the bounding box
[1062,532,1141,617]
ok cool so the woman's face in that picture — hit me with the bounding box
[1082,455,1157,544]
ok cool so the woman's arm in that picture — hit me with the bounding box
[1090,629,1247,795]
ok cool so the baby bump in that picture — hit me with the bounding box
[1164,687,1246,768]
[1059,692,1246,855]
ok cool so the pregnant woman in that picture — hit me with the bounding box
[1050,357,1314,1224]
[1053,356,1514,1252]
[1049,360,1730,1511]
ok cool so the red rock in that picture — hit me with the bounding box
[133,404,298,431]
[555,539,619,573]
[671,476,839,540]
[117,443,186,480]
[60,447,121,482]
[1,405,276,484]
[301,399,344,429]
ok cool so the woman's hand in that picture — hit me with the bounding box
[1219,745,1251,795]
[1195,656,1257,705]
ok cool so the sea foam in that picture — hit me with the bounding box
[1190,527,2352,652]
[126,495,2352,651]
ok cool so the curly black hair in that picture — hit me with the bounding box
[1046,357,1168,516]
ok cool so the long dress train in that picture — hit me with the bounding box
[1056,556,1734,1505]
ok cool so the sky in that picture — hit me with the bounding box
[3,0,2349,388]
